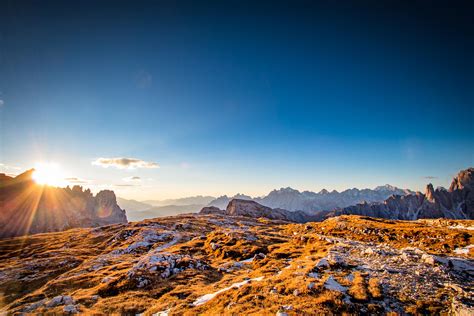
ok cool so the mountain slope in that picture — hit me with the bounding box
[117,197,153,212]
[0,214,471,314]
[0,170,127,238]
[331,168,474,220]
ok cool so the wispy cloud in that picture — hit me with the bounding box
[423,176,438,180]
[123,176,141,182]
[64,177,89,184]
[92,157,159,169]
[0,163,21,170]
[114,184,140,187]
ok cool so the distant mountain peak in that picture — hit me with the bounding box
[333,167,474,220]
[374,184,399,192]
[271,187,300,194]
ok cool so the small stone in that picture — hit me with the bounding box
[421,254,436,265]
[364,248,375,255]
[316,258,329,268]
[308,272,319,278]
[63,304,78,313]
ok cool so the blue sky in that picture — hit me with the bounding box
[1,1,473,199]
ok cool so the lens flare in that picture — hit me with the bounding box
[32,163,65,186]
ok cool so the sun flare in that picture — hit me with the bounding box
[32,163,65,186]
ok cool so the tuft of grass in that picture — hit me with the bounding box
[368,277,382,299]
[348,272,368,301]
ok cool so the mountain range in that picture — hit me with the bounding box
[329,168,474,220]
[202,168,474,222]
[3,167,472,237]
[0,170,127,238]
[118,185,413,221]
[207,185,413,213]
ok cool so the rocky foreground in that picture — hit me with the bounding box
[0,214,472,315]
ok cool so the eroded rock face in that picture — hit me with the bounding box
[0,170,127,238]
[331,168,474,220]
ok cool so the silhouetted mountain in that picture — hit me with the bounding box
[329,168,474,220]
[0,170,127,238]
[117,197,153,212]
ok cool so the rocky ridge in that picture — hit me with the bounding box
[331,168,474,220]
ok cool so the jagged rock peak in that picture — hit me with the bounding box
[425,183,436,202]
[271,187,300,194]
[449,168,474,192]
[374,184,399,191]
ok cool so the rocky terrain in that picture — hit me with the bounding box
[0,213,472,315]
[332,168,474,220]
[0,170,127,238]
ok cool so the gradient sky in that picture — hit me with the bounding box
[1,0,473,200]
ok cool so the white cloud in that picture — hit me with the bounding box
[64,177,90,184]
[92,157,159,169]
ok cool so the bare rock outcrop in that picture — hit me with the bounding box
[199,206,224,215]
[200,199,321,223]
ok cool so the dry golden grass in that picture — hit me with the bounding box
[368,277,382,299]
[348,272,368,301]
[0,214,472,315]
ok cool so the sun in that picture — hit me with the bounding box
[32,163,65,186]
